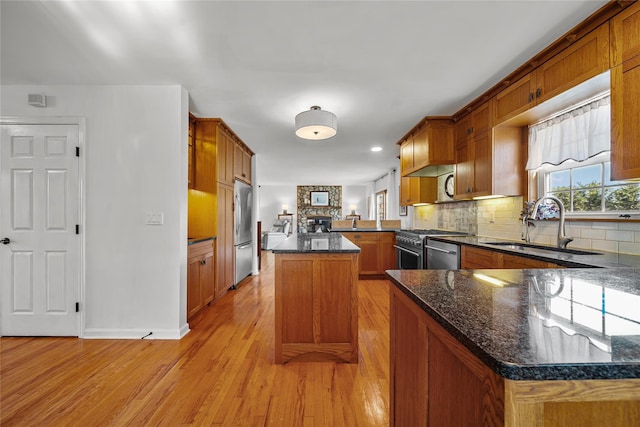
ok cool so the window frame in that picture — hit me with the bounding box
[536,152,640,219]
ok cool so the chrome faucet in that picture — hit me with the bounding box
[530,195,573,249]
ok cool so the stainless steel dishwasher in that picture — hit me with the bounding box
[425,238,460,269]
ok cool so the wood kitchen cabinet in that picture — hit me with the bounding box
[275,252,358,364]
[217,125,235,186]
[187,239,215,320]
[610,2,640,181]
[455,113,526,201]
[390,286,503,426]
[461,245,563,269]
[234,142,252,184]
[399,117,455,176]
[188,114,195,189]
[400,176,437,206]
[216,183,234,298]
[341,231,396,278]
[493,24,609,125]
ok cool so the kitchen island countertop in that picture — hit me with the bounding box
[386,267,640,381]
[272,233,360,254]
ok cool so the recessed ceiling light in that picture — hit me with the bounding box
[371,146,382,152]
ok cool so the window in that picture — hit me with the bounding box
[375,190,386,222]
[539,153,640,215]
[529,94,640,217]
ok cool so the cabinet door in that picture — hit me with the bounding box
[193,121,216,193]
[390,290,428,427]
[217,128,235,185]
[536,24,609,103]
[471,130,491,197]
[400,176,412,206]
[611,1,640,66]
[611,56,640,181]
[234,143,252,184]
[400,138,414,175]
[454,139,474,198]
[502,253,560,269]
[201,250,215,305]
[216,184,234,298]
[380,233,398,273]
[493,73,536,125]
[356,235,380,275]
[188,116,195,189]
[242,149,252,184]
[187,255,202,319]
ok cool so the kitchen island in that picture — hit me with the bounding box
[273,233,360,364]
[386,267,640,426]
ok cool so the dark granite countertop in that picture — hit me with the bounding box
[272,233,360,253]
[386,267,640,380]
[428,235,640,268]
[188,236,216,245]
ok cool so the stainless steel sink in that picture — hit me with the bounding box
[483,242,602,256]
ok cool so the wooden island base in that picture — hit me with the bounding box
[275,251,359,364]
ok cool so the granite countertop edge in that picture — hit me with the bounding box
[272,233,361,254]
[188,236,216,245]
[386,272,640,381]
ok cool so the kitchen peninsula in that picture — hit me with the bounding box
[273,233,360,364]
[386,267,640,426]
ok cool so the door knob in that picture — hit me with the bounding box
[1,238,10,245]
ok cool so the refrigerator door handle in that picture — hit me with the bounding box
[235,192,240,236]
[237,243,252,250]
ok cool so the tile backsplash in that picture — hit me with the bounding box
[414,196,640,255]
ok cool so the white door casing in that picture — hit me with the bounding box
[1,122,81,336]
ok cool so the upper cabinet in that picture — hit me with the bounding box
[234,142,252,184]
[399,118,455,177]
[455,102,526,200]
[610,2,640,67]
[493,24,609,125]
[188,114,196,189]
[535,23,609,103]
[610,2,640,181]
[400,176,437,206]
[454,102,494,198]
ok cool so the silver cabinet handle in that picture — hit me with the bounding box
[425,245,457,255]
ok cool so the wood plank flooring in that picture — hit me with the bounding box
[1,250,391,426]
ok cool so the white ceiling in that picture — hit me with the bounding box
[0,0,608,185]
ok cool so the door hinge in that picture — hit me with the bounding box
[75,302,80,312]
[76,146,80,157]
[76,224,80,234]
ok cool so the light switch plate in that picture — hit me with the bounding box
[145,212,164,225]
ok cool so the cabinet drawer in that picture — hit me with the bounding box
[188,240,214,258]
[461,246,500,269]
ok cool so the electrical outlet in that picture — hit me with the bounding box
[145,212,164,225]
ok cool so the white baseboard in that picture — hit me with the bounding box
[83,326,190,340]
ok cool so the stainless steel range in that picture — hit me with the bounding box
[395,229,469,270]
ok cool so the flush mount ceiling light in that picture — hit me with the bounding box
[295,106,337,140]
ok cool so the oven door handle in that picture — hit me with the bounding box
[394,245,421,257]
[425,245,457,255]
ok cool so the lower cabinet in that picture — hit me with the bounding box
[187,240,215,320]
[461,245,562,269]
[274,252,359,364]
[341,231,397,278]
[390,287,504,426]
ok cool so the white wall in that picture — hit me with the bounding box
[1,85,189,339]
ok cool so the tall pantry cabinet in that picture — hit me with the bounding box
[188,117,254,317]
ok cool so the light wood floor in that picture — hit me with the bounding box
[1,250,391,426]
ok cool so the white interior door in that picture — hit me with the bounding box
[1,123,80,336]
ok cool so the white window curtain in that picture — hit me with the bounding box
[526,96,610,170]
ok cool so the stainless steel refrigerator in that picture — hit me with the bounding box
[234,180,253,287]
